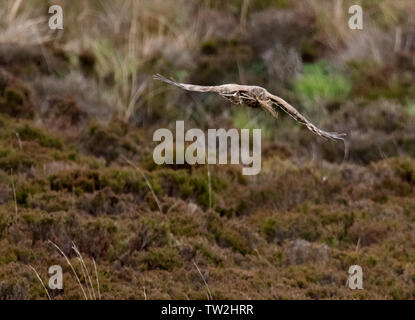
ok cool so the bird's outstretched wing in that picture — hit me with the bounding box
[153,74,219,93]
[267,93,346,141]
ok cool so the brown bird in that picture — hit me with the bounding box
[153,74,346,141]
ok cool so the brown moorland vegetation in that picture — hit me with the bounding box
[0,0,415,299]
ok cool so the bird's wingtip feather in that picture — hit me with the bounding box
[152,74,164,81]
[152,74,178,86]
[326,131,347,141]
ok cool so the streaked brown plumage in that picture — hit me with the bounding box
[153,74,346,142]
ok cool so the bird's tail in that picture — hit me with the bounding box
[309,125,347,141]
[307,124,349,161]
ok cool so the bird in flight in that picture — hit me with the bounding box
[153,74,346,142]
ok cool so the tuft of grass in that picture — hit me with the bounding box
[47,240,101,300]
[48,240,88,300]
[294,60,351,108]
[406,100,415,116]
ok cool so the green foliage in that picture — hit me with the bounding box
[15,184,36,207]
[248,0,293,10]
[82,123,120,163]
[81,122,137,164]
[392,158,415,185]
[207,214,251,255]
[157,169,228,209]
[407,101,415,116]
[358,0,410,31]
[17,125,63,150]
[0,86,34,119]
[209,0,293,12]
[348,59,415,103]
[102,169,147,194]
[22,212,55,244]
[294,60,351,107]
[0,146,36,171]
[141,247,183,271]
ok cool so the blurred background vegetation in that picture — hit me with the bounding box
[0,0,414,299]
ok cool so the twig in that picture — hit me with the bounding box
[143,286,147,300]
[240,0,250,30]
[28,264,51,300]
[355,237,361,253]
[92,258,101,300]
[6,0,23,26]
[72,242,96,300]
[206,164,212,210]
[10,169,17,215]
[166,201,180,215]
[15,132,22,150]
[192,260,212,300]
[77,255,93,299]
